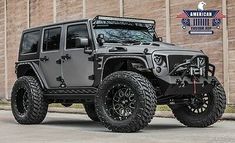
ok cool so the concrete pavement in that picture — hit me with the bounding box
[1,105,235,120]
[0,110,235,143]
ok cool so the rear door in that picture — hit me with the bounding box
[61,22,94,87]
[39,26,63,88]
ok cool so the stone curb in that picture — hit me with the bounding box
[1,105,235,120]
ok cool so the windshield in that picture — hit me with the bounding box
[94,25,156,43]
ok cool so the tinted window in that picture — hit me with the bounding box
[43,27,61,51]
[21,31,40,54]
[66,24,88,49]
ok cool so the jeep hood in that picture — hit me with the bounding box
[97,42,204,55]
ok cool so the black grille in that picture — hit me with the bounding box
[168,55,193,72]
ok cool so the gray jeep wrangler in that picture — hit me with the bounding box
[11,15,226,132]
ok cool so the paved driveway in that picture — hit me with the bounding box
[0,110,234,143]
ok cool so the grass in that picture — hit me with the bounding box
[0,99,10,105]
[156,105,235,113]
[49,104,172,111]
[1,99,235,113]
[225,105,235,113]
[156,105,171,111]
[49,103,83,109]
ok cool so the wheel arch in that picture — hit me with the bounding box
[101,56,150,80]
[16,62,48,89]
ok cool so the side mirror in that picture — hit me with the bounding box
[74,37,92,54]
[97,34,105,46]
[75,37,89,48]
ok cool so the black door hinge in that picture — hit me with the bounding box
[88,75,95,80]
[56,76,66,88]
[88,56,94,61]
[96,57,102,62]
[88,56,102,62]
[56,59,62,64]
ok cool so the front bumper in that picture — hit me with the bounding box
[155,55,217,96]
[157,75,217,96]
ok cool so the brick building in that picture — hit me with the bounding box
[0,0,234,104]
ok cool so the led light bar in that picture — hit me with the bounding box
[94,15,155,24]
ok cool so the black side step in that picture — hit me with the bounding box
[44,94,95,103]
[44,87,97,103]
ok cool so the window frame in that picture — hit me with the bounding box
[64,22,90,51]
[20,30,41,55]
[41,25,63,53]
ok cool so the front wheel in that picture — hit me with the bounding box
[170,83,226,127]
[95,71,156,132]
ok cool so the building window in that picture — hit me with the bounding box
[21,30,40,54]
[43,27,61,51]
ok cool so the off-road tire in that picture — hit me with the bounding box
[170,83,226,127]
[11,76,48,124]
[83,103,100,122]
[95,71,156,132]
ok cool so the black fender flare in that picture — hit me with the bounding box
[101,56,150,80]
[15,62,48,89]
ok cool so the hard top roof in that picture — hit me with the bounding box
[23,19,89,33]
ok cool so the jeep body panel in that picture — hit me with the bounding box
[39,25,63,88]
[61,22,94,87]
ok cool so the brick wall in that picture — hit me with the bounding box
[0,0,5,99]
[0,0,234,104]
[228,0,235,103]
[86,0,120,18]
[30,0,54,27]
[6,0,28,96]
[124,0,166,39]
[56,0,83,22]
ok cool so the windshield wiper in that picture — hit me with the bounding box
[104,39,141,45]
[121,39,140,43]
[121,40,142,45]
[105,40,121,43]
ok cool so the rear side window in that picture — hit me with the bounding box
[43,27,61,51]
[21,30,40,54]
[66,24,88,49]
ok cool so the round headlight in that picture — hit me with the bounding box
[154,56,163,65]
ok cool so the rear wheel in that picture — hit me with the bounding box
[83,103,100,122]
[95,71,156,132]
[170,83,226,127]
[11,76,48,124]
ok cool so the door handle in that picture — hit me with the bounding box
[61,54,71,61]
[40,56,49,62]
[56,59,62,64]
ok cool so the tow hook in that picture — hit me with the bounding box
[192,76,198,95]
[193,78,196,95]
